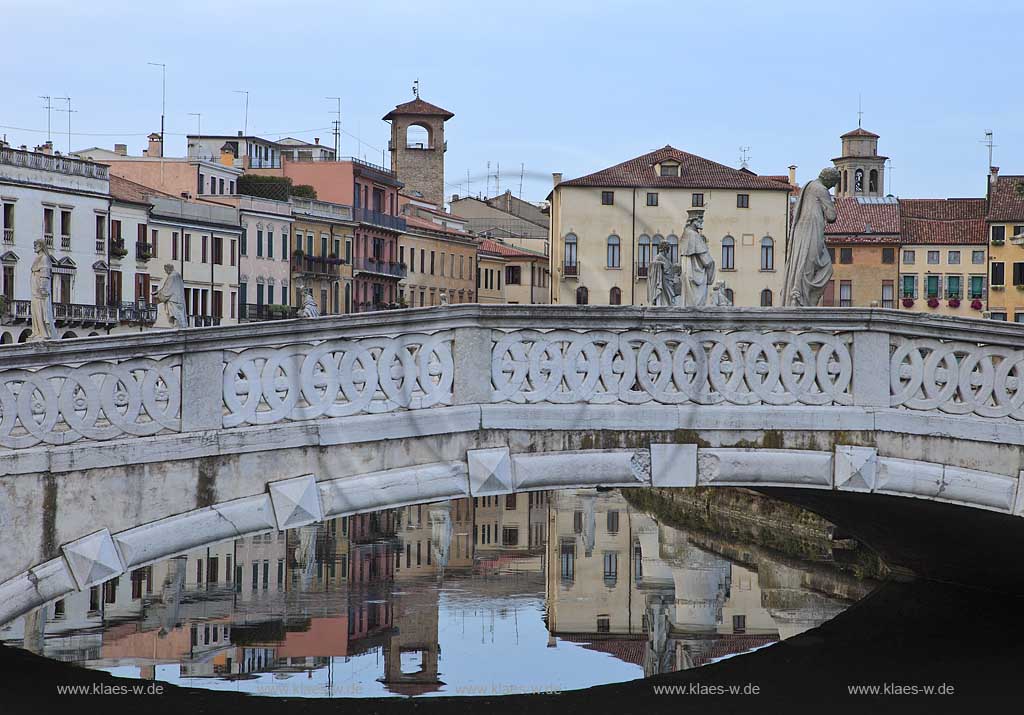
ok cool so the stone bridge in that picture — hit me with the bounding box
[3,304,1024,625]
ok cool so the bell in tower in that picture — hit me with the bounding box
[832,127,887,199]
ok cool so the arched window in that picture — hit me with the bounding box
[854,168,864,193]
[722,236,735,270]
[869,169,878,193]
[18,329,31,343]
[725,288,734,303]
[607,235,620,268]
[760,288,773,307]
[609,286,621,305]
[652,234,663,250]
[760,236,774,271]
[564,233,578,276]
[576,286,589,305]
[406,123,430,149]
[0,331,12,344]
[667,234,679,263]
[638,234,651,275]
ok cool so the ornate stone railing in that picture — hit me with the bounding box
[1,306,1024,453]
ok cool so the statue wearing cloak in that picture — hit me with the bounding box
[783,168,840,306]
[679,212,715,307]
[647,242,680,306]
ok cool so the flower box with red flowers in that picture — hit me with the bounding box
[971,298,984,310]
[927,297,940,308]
[947,298,961,308]
[902,298,915,308]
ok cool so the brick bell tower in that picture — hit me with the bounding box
[384,85,454,207]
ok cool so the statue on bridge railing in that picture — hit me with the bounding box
[648,241,681,307]
[28,240,57,342]
[154,263,187,329]
[679,209,716,307]
[300,289,321,318]
[784,167,839,307]
[709,279,733,306]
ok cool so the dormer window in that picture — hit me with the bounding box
[659,162,680,177]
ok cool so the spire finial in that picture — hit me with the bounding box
[413,79,420,98]
[857,94,863,128]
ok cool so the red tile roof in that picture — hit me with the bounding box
[841,127,880,138]
[900,198,987,245]
[477,238,547,260]
[986,175,1024,222]
[559,146,793,191]
[108,174,173,204]
[825,197,901,244]
[382,97,454,121]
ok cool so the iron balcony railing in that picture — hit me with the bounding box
[118,302,158,324]
[562,261,579,278]
[2,228,13,244]
[109,238,128,258]
[135,242,153,261]
[290,253,342,277]
[353,256,407,279]
[188,315,222,328]
[2,300,121,326]
[352,207,407,232]
[240,303,298,322]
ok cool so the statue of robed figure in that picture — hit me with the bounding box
[783,168,840,306]
[680,210,715,307]
[647,242,680,306]
[155,263,187,329]
[29,239,58,341]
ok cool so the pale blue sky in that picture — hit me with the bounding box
[2,0,1021,202]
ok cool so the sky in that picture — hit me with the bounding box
[2,0,1023,203]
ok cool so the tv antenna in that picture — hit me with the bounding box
[54,96,75,154]
[326,97,341,159]
[981,130,996,171]
[39,96,52,143]
[739,146,751,169]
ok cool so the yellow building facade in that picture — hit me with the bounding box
[289,199,354,315]
[549,147,792,307]
[985,172,1024,321]
[476,238,550,304]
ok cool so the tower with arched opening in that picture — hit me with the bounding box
[384,95,454,207]
[832,127,886,198]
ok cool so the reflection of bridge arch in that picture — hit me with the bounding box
[4,305,1024,624]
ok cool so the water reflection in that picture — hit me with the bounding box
[1,488,870,697]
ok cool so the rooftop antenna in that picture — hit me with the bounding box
[886,158,894,196]
[982,130,995,171]
[519,162,524,199]
[326,97,341,160]
[148,62,166,181]
[38,96,52,143]
[739,146,751,169]
[188,113,202,158]
[54,96,75,154]
[496,162,501,195]
[486,161,491,197]
[234,90,249,135]
[857,93,863,128]
[467,168,471,198]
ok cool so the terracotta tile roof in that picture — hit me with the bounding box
[559,146,793,191]
[899,198,987,245]
[558,636,646,667]
[825,197,901,244]
[108,174,173,204]
[986,175,1024,222]
[477,238,547,260]
[404,213,471,237]
[841,127,880,138]
[382,97,454,121]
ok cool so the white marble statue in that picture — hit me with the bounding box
[783,168,840,306]
[647,242,680,306]
[679,210,715,307]
[300,290,320,318]
[154,263,187,329]
[440,289,449,306]
[709,280,733,306]
[29,240,58,341]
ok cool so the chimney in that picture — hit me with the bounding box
[219,143,235,167]
[114,143,128,156]
[237,131,243,137]
[990,165,1000,193]
[34,141,53,155]
[788,164,797,185]
[314,137,320,145]
[147,132,163,158]
[552,172,563,187]
[452,193,460,202]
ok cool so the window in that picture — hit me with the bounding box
[927,250,939,264]
[502,527,519,546]
[198,173,205,195]
[692,193,704,207]
[854,168,864,193]
[610,286,621,305]
[564,233,578,274]
[901,275,918,299]
[991,312,1008,321]
[201,235,208,263]
[1014,262,1024,287]
[992,261,1005,286]
[184,233,191,262]
[667,234,679,263]
[560,540,576,582]
[601,191,614,205]
[969,275,986,299]
[733,615,747,634]
[721,236,735,270]
[947,274,962,299]
[213,236,223,265]
[760,288,773,307]
[505,265,521,284]
[576,286,588,305]
[972,250,985,264]
[760,236,774,271]
[736,193,750,208]
[607,234,620,268]
[839,247,853,264]
[882,280,894,308]
[869,169,879,194]
[948,250,960,265]
[903,250,915,265]
[646,192,658,206]
[926,274,940,299]
[607,511,619,533]
[603,552,618,586]
[596,616,610,633]
[659,163,679,177]
[882,247,896,264]
[839,280,852,307]
[993,225,1006,242]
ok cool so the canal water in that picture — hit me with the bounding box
[0,488,877,699]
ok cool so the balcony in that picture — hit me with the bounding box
[188,315,222,328]
[1,299,120,327]
[135,242,153,261]
[291,252,342,278]
[2,228,12,244]
[109,238,128,259]
[562,261,579,280]
[636,265,648,278]
[0,146,109,180]
[43,232,54,249]
[118,302,157,324]
[353,256,407,279]
[353,207,407,232]
[60,232,71,251]
[240,303,297,322]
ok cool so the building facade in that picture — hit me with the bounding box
[477,238,550,304]
[289,198,354,315]
[450,191,550,255]
[898,198,988,318]
[549,146,791,307]
[985,170,1024,321]
[823,197,900,308]
[398,196,477,307]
